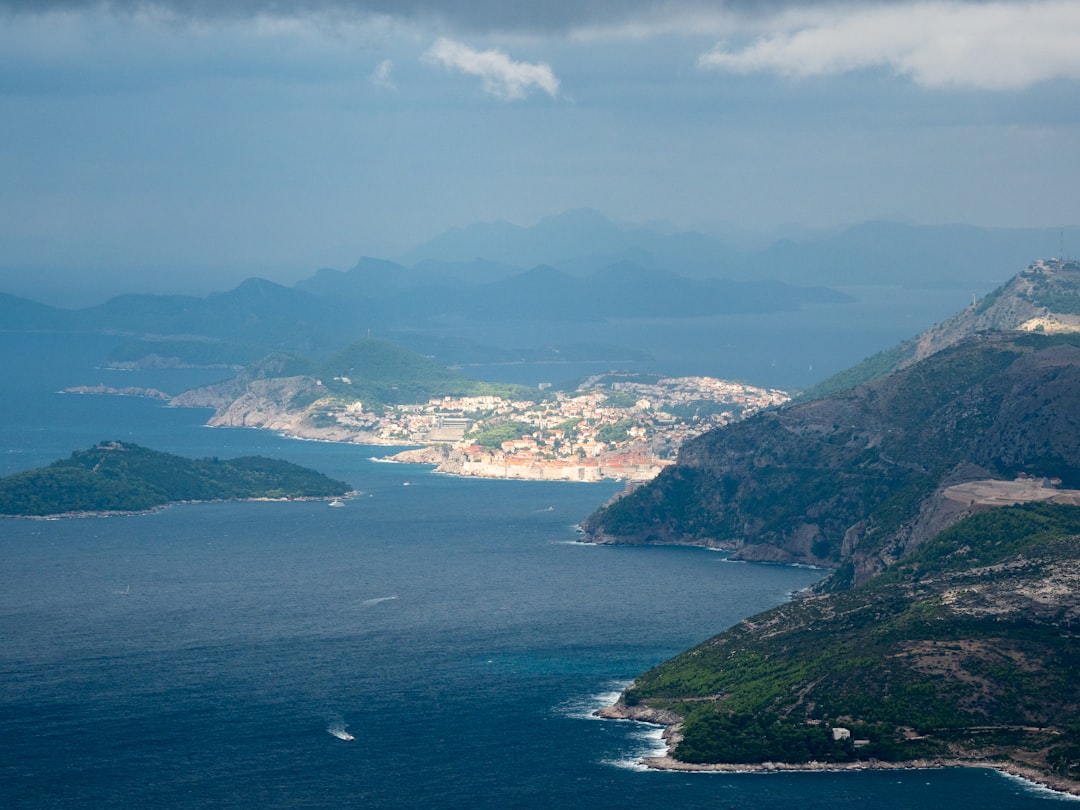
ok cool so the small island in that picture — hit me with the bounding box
[0,441,351,517]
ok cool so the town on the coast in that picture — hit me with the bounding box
[345,374,789,482]
[70,363,789,484]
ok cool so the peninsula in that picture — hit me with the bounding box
[0,441,351,517]
[171,342,789,484]
[598,502,1080,795]
[584,259,1080,794]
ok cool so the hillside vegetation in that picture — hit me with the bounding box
[0,442,350,517]
[806,258,1080,399]
[613,503,1080,786]
[584,331,1080,584]
[309,338,536,409]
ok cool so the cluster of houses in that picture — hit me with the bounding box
[329,375,789,482]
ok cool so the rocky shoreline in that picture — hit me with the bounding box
[62,384,171,399]
[596,700,1080,797]
[4,494,354,520]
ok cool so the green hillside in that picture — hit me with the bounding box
[616,503,1080,785]
[0,442,350,517]
[303,337,538,409]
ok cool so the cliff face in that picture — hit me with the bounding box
[582,332,1080,583]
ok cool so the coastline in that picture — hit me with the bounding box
[596,701,1080,797]
[1,493,356,520]
[218,422,663,485]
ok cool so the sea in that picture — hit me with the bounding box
[0,331,1070,808]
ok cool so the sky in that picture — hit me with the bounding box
[1,0,1079,298]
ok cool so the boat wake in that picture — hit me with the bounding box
[361,595,398,607]
[327,722,355,741]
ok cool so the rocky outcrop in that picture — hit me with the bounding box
[912,258,1080,362]
[204,376,317,430]
[62,384,170,399]
[595,701,683,727]
[808,258,1080,399]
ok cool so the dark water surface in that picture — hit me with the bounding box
[0,333,1065,807]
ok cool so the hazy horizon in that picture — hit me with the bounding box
[2,0,1079,304]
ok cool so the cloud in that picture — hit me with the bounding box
[0,1,664,33]
[370,58,395,89]
[698,1,1080,90]
[0,1,868,35]
[423,37,559,100]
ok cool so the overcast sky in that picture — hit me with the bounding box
[2,0,1079,293]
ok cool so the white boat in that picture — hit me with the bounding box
[328,725,354,741]
[328,499,345,508]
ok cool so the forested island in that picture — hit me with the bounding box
[0,441,351,517]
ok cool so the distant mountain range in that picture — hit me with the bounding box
[0,251,850,371]
[2,209,1075,388]
[401,208,1073,289]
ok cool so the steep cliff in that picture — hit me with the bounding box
[582,332,1080,585]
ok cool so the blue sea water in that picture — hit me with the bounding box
[0,332,1069,807]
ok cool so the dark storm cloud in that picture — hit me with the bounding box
[0,0,948,33]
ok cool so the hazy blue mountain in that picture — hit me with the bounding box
[400,208,630,266]
[0,293,73,331]
[400,208,1075,291]
[445,260,850,322]
[410,257,524,285]
[76,280,326,347]
[296,256,449,299]
[10,210,1063,383]
[401,207,746,276]
[76,293,204,333]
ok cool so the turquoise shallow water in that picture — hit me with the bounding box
[0,332,1067,807]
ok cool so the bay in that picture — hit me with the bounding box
[0,332,1063,807]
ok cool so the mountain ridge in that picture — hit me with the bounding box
[584,257,1080,793]
[807,258,1080,398]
